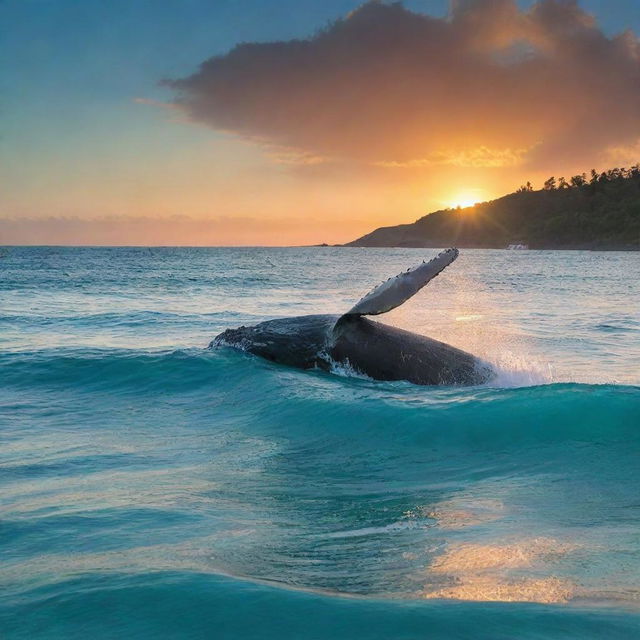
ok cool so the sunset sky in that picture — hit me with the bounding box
[2,0,639,245]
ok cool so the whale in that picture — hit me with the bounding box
[211,249,494,386]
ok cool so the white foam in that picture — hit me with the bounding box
[318,351,374,381]
[484,350,556,388]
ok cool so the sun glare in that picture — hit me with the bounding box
[449,193,481,209]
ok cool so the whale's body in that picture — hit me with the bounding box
[212,249,494,386]
[213,313,490,385]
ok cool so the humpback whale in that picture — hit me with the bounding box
[211,249,494,386]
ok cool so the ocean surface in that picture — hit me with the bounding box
[1,246,639,639]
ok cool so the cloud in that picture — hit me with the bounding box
[375,144,533,168]
[605,137,640,166]
[261,145,331,166]
[165,0,640,169]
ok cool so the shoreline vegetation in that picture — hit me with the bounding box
[344,165,640,250]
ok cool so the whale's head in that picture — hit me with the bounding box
[210,315,339,369]
[210,325,257,351]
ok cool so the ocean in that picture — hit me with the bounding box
[1,246,639,639]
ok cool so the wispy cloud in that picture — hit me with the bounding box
[375,145,534,168]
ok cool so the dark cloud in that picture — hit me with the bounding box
[166,0,640,169]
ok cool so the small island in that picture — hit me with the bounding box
[346,165,640,250]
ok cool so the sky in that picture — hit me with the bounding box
[1,0,639,245]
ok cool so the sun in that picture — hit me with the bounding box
[449,193,481,209]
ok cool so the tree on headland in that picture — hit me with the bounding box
[570,174,587,188]
[517,181,534,193]
[538,166,640,194]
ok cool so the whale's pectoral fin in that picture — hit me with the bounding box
[341,248,459,318]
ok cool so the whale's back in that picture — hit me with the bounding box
[331,316,492,385]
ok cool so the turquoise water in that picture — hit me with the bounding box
[1,247,639,639]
